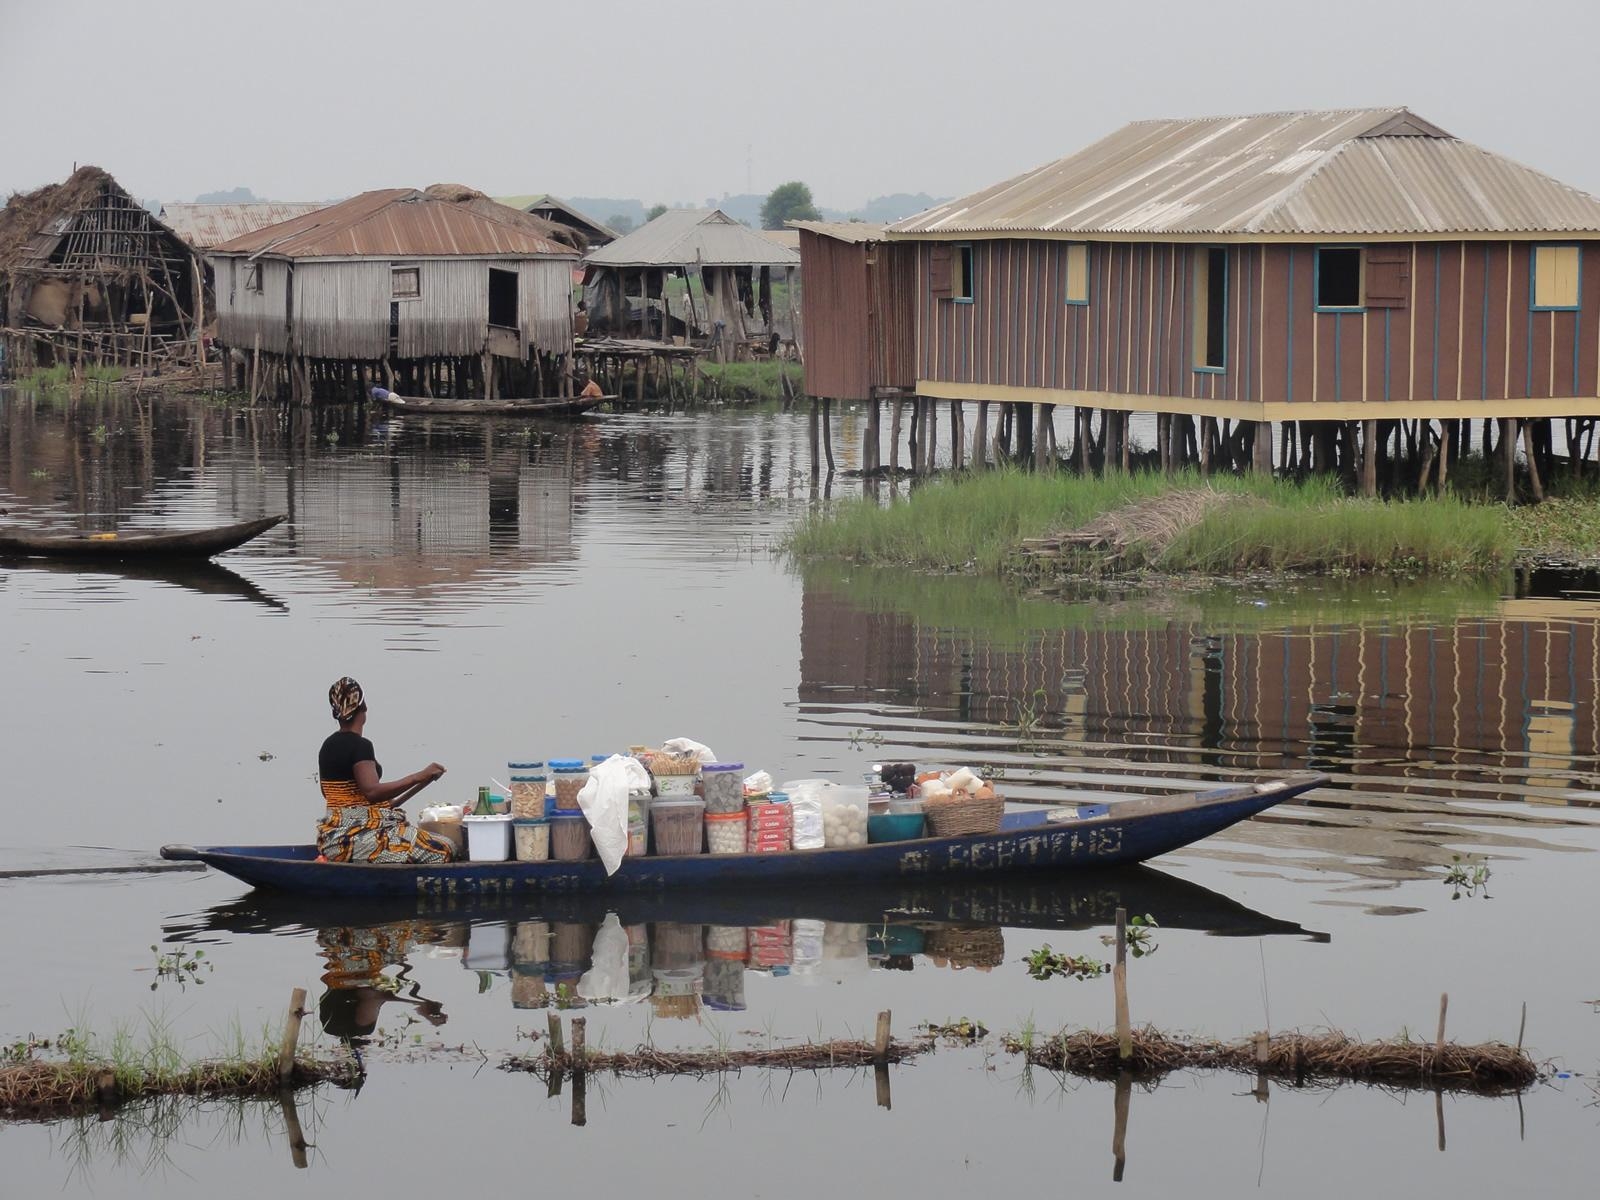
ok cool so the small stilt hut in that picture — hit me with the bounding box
[582,209,800,360]
[0,166,199,375]
[208,186,578,404]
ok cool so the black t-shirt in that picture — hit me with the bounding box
[319,731,381,783]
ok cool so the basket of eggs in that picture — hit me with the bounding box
[917,767,1003,837]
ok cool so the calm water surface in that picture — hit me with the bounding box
[1,387,1596,1196]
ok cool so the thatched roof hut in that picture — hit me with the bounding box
[0,166,198,371]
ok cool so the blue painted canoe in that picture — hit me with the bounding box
[161,773,1325,897]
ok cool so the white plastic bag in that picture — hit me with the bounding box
[743,770,773,794]
[577,914,631,1003]
[577,755,653,875]
[661,736,717,764]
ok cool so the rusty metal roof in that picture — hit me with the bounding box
[584,209,800,268]
[160,202,330,249]
[210,189,577,259]
[789,220,889,244]
[889,108,1600,238]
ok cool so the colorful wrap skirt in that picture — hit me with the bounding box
[317,780,454,864]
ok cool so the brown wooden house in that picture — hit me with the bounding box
[886,108,1600,489]
[791,222,916,402]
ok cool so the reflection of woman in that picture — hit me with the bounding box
[316,922,451,1042]
[316,677,454,863]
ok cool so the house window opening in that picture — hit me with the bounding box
[245,261,263,294]
[391,267,420,299]
[1317,248,1363,309]
[1193,247,1227,370]
[1064,243,1088,305]
[488,267,518,328]
[1532,245,1580,311]
[953,244,974,301]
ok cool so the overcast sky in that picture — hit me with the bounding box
[3,0,1597,208]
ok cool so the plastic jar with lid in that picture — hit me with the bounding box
[651,798,705,856]
[509,764,547,818]
[512,817,550,862]
[700,762,745,814]
[549,811,592,861]
[549,760,587,811]
[705,809,747,855]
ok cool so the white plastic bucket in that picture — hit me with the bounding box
[462,814,513,862]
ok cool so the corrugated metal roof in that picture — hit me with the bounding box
[889,108,1600,238]
[789,220,889,244]
[210,189,577,259]
[496,194,619,242]
[584,208,800,267]
[762,229,801,250]
[160,202,329,249]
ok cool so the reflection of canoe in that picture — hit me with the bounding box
[168,863,1328,944]
[0,514,285,561]
[160,773,1326,898]
[368,387,609,417]
[2,556,287,611]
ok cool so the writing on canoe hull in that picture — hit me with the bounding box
[897,826,1124,876]
[413,872,672,897]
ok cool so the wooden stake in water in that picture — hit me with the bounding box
[1435,992,1448,1056]
[873,1010,892,1064]
[277,987,307,1084]
[572,1016,587,1071]
[1114,908,1132,1061]
[1111,1070,1131,1182]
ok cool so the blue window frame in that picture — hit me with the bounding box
[1531,244,1581,312]
[1314,246,1366,312]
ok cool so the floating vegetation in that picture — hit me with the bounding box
[1025,945,1109,981]
[150,945,211,991]
[1443,855,1492,900]
[1100,913,1159,958]
[1003,1028,1538,1095]
[919,1018,989,1042]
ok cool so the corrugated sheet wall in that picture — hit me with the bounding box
[211,254,291,354]
[398,260,489,358]
[917,240,1600,405]
[294,261,388,359]
[519,259,574,356]
[799,232,871,399]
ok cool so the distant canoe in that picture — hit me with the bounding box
[0,514,285,561]
[368,387,610,417]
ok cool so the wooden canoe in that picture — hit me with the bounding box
[0,514,285,561]
[160,772,1326,897]
[368,388,611,417]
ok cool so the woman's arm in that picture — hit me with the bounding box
[353,761,446,808]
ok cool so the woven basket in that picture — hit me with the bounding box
[922,924,1005,970]
[923,794,1004,837]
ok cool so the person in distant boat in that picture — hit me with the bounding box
[577,370,604,400]
[316,677,453,864]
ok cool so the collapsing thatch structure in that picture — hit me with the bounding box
[0,166,199,374]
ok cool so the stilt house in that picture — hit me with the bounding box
[495,194,617,250]
[885,108,1600,488]
[791,221,916,401]
[582,209,801,359]
[0,166,199,373]
[208,186,577,403]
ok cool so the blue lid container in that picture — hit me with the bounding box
[702,762,745,773]
[508,761,544,770]
[549,759,586,772]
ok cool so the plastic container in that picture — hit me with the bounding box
[487,793,510,815]
[549,760,588,811]
[463,923,510,971]
[705,810,747,855]
[509,765,547,818]
[626,797,648,857]
[706,924,748,959]
[889,796,925,816]
[820,784,870,848]
[512,817,550,861]
[703,958,746,1011]
[654,770,699,798]
[462,813,513,861]
[549,811,592,862]
[700,762,746,814]
[651,921,704,969]
[512,920,550,968]
[552,921,596,966]
[868,812,926,842]
[651,798,705,856]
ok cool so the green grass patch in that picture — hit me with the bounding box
[697,360,801,402]
[786,468,1522,577]
[12,364,125,390]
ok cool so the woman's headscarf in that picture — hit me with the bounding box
[329,677,365,723]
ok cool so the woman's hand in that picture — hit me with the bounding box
[418,762,446,783]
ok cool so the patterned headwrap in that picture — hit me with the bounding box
[329,677,365,723]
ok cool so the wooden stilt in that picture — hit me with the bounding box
[1361,419,1378,497]
[889,398,903,474]
[1522,417,1544,501]
[974,400,989,469]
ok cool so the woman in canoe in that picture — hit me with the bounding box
[317,677,454,864]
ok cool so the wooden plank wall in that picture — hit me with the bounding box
[917,240,1600,406]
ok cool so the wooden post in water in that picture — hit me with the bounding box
[571,1016,588,1126]
[279,1090,310,1169]
[277,987,307,1084]
[823,397,836,475]
[889,398,902,475]
[925,398,938,470]
[1361,419,1378,497]
[1521,419,1545,501]
[1114,907,1132,1062]
[808,397,821,479]
[907,398,920,473]
[1111,1070,1131,1182]
[1435,992,1448,1056]
[873,1010,892,1063]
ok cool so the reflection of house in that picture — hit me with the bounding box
[799,577,1600,804]
[0,167,199,372]
[495,194,616,250]
[209,186,577,404]
[582,209,800,357]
